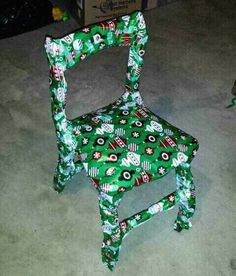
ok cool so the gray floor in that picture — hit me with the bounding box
[0,1,236,275]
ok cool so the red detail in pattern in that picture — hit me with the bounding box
[118,186,126,192]
[67,51,75,63]
[50,65,63,81]
[91,117,100,125]
[49,66,54,78]
[160,136,177,148]
[91,178,99,188]
[71,51,75,59]
[109,137,126,149]
[135,67,142,75]
[134,171,152,186]
[125,84,132,92]
[99,20,116,31]
[93,151,102,160]
[134,109,148,118]
[120,220,128,231]
[122,34,131,45]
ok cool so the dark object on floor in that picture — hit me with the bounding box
[0,0,54,39]
[226,79,236,108]
[231,80,236,96]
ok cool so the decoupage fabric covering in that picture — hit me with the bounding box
[45,11,199,271]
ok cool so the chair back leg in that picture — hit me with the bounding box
[53,151,83,192]
[174,163,196,232]
[98,192,124,271]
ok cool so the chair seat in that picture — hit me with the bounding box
[70,95,199,194]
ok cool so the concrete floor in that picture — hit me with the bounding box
[0,0,235,275]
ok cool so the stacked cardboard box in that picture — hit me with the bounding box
[74,0,178,26]
[142,0,158,10]
[142,0,179,10]
[76,0,142,26]
[158,0,178,7]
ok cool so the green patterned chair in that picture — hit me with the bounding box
[45,11,199,271]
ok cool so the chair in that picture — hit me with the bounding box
[44,11,199,271]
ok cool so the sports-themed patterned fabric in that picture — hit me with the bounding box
[45,11,199,271]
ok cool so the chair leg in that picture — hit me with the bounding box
[53,151,83,193]
[98,192,123,271]
[174,163,196,232]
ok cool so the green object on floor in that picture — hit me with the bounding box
[45,11,199,271]
[52,7,70,22]
[226,97,236,108]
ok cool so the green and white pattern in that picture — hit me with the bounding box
[45,11,199,271]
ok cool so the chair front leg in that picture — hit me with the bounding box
[53,151,83,193]
[98,192,123,271]
[174,163,196,232]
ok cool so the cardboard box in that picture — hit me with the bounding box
[76,0,142,26]
[142,0,178,10]
[158,0,178,6]
[142,0,158,10]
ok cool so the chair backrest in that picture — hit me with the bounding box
[45,11,148,150]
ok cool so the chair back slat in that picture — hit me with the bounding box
[45,11,148,150]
